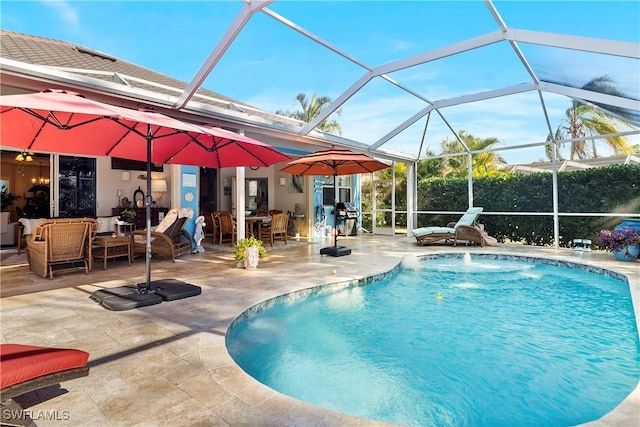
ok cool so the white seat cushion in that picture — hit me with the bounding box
[96,216,119,234]
[18,218,46,236]
[412,226,455,237]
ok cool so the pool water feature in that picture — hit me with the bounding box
[226,254,639,426]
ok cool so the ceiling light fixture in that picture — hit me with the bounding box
[15,151,34,162]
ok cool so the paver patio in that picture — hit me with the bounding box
[1,235,638,426]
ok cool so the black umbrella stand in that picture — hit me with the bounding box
[319,170,352,257]
[90,125,201,311]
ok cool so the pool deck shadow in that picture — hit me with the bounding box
[1,235,638,426]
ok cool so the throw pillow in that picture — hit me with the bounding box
[96,216,119,234]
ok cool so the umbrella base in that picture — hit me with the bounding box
[90,280,201,311]
[320,245,352,257]
[139,279,202,301]
[89,285,163,311]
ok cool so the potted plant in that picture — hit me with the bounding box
[1,185,20,212]
[597,227,640,261]
[119,208,137,224]
[232,236,267,269]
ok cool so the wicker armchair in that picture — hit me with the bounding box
[26,218,97,279]
[258,212,289,247]
[132,208,194,262]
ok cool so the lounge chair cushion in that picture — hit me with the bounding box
[453,207,483,228]
[412,226,455,237]
[412,207,484,237]
[0,344,89,389]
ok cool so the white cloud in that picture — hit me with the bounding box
[40,0,79,28]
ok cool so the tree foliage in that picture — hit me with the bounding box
[275,92,342,135]
[547,76,634,160]
[415,164,640,247]
[416,131,507,179]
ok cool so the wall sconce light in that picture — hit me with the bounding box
[121,171,131,181]
[279,177,287,186]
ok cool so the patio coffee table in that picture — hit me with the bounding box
[93,235,132,270]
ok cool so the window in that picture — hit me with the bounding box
[322,176,351,205]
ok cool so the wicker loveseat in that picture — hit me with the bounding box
[26,218,97,279]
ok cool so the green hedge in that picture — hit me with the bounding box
[415,164,640,247]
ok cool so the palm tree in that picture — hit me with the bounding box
[276,92,342,135]
[439,131,506,178]
[548,76,634,160]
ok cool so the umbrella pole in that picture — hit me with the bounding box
[333,172,338,248]
[143,125,153,291]
[318,169,351,257]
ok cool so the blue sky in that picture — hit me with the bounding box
[2,1,639,164]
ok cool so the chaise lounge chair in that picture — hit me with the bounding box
[1,343,89,426]
[132,208,194,262]
[412,207,484,246]
[454,222,498,247]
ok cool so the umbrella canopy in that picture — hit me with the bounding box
[281,148,389,253]
[1,89,289,290]
[157,124,290,169]
[0,89,290,168]
[279,148,389,177]
[0,89,201,160]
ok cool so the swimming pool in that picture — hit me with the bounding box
[226,254,640,426]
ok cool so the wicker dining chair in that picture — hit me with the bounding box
[217,211,237,245]
[258,212,289,247]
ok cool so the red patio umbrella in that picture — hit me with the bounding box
[0,89,289,304]
[0,89,289,169]
[280,148,389,256]
[155,124,291,169]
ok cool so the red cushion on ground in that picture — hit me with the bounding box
[0,344,89,389]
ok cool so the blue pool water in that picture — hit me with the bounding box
[226,255,640,426]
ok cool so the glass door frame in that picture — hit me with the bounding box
[372,162,395,236]
[54,154,97,218]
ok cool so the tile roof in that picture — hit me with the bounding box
[0,29,303,127]
[0,29,409,161]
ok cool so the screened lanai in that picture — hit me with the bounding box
[171,0,640,246]
[1,0,639,246]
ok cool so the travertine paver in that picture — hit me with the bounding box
[1,235,638,426]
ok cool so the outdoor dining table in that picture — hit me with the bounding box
[238,215,271,237]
